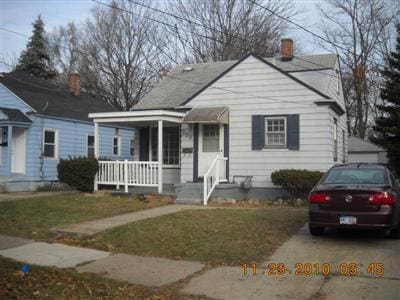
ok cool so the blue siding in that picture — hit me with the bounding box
[0,84,33,113]
[22,116,135,181]
[0,126,12,176]
[1,116,135,182]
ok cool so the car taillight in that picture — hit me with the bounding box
[368,192,396,205]
[309,192,330,203]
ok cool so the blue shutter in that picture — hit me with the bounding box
[252,115,264,150]
[139,127,149,160]
[287,114,300,150]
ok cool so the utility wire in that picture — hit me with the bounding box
[98,0,340,78]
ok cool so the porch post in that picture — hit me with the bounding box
[7,126,13,174]
[158,120,163,194]
[94,122,99,192]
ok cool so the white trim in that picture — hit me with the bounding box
[92,116,183,124]
[0,83,37,113]
[89,109,185,119]
[43,128,59,160]
[87,133,95,157]
[264,116,287,147]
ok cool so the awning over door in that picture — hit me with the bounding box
[182,106,229,124]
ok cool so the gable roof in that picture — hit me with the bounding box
[134,53,337,110]
[0,71,117,122]
[349,136,385,153]
[0,106,32,124]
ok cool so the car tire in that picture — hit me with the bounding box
[389,226,400,239]
[309,225,325,236]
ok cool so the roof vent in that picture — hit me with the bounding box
[183,66,193,72]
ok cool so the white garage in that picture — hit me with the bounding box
[348,136,387,164]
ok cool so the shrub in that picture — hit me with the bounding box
[58,157,99,192]
[271,169,325,200]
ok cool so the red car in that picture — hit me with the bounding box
[308,163,400,238]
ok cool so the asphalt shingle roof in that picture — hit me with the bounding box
[349,136,385,153]
[134,53,337,110]
[0,106,32,123]
[0,71,117,122]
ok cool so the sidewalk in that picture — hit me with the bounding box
[0,234,204,287]
[52,204,213,237]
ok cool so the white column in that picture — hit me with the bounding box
[158,120,163,194]
[94,122,99,192]
[94,122,100,158]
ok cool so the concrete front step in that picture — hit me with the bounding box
[174,183,203,203]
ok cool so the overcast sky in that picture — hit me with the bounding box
[0,0,329,72]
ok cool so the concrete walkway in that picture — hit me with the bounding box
[183,226,400,299]
[0,234,204,287]
[52,204,211,237]
[0,235,109,268]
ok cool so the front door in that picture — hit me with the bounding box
[198,124,223,176]
[11,127,26,174]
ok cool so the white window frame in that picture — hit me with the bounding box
[87,134,95,157]
[150,126,180,168]
[113,136,121,156]
[264,116,287,148]
[129,138,135,157]
[43,128,59,160]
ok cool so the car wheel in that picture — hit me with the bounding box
[309,225,325,236]
[389,225,400,239]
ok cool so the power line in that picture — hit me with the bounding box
[247,0,386,69]
[105,0,339,78]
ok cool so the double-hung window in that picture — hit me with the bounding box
[130,138,135,157]
[43,129,58,159]
[113,136,121,156]
[151,126,180,166]
[265,117,286,148]
[87,135,95,157]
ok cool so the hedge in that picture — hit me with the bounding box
[58,157,99,192]
[271,169,325,200]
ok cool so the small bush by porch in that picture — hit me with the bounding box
[74,207,307,266]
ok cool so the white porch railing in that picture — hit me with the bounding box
[96,160,159,193]
[203,156,228,206]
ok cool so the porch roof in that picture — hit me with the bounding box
[89,109,186,124]
[182,106,229,124]
[0,107,32,126]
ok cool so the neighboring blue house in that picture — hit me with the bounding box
[0,71,135,192]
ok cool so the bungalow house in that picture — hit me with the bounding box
[90,39,348,205]
[0,72,135,192]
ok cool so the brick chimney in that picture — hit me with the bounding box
[68,73,80,96]
[281,38,294,61]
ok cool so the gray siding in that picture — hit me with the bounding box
[181,56,348,188]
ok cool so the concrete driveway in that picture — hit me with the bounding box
[183,225,400,299]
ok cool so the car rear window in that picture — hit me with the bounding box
[324,168,388,185]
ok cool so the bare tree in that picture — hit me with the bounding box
[165,0,299,63]
[50,1,167,111]
[49,22,82,84]
[317,0,398,138]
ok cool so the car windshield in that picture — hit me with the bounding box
[324,168,388,185]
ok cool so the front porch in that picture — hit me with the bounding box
[89,108,229,205]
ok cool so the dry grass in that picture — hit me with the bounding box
[0,193,172,240]
[75,207,307,266]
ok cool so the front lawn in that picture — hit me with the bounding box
[0,257,204,299]
[0,193,172,240]
[76,207,307,265]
